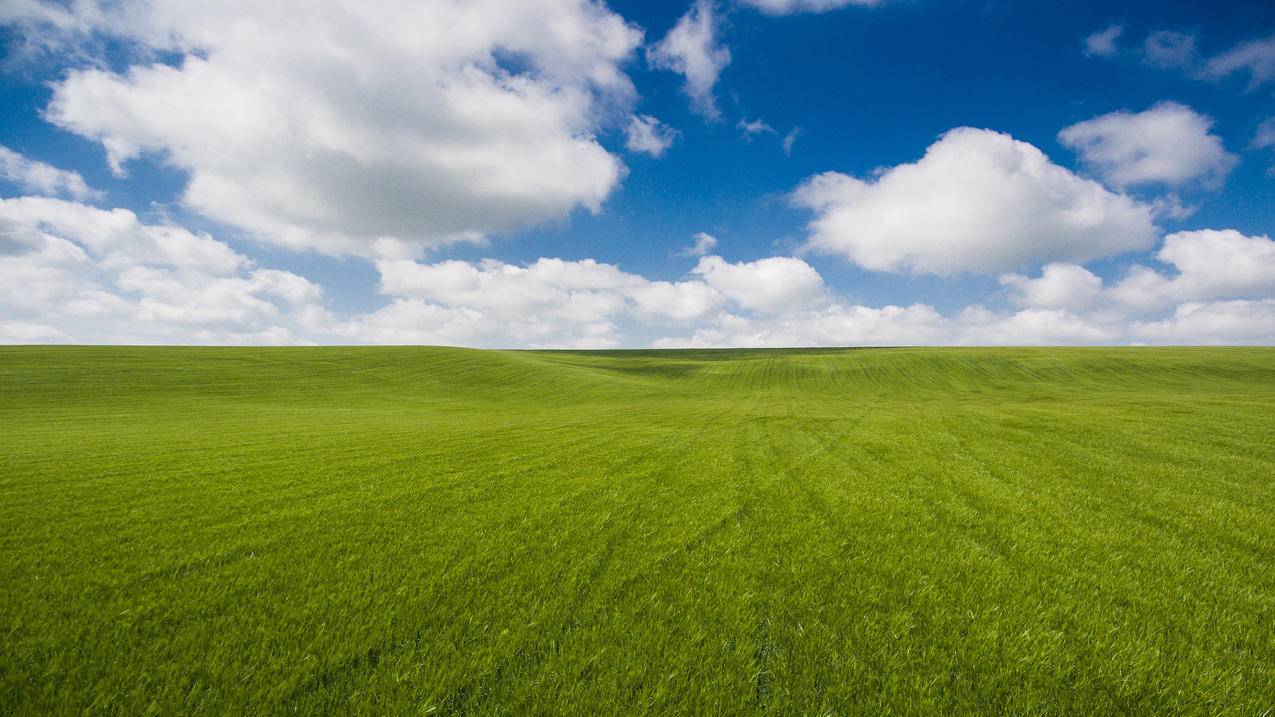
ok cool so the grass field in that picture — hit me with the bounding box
[2,346,1273,714]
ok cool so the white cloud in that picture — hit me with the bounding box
[1204,34,1275,89]
[333,253,828,347]
[737,118,776,138]
[1000,263,1103,309]
[1137,30,1275,90]
[738,118,800,154]
[625,115,679,157]
[625,280,722,322]
[1109,229,1275,311]
[1058,102,1236,189]
[349,255,726,347]
[782,127,801,156]
[1131,300,1275,345]
[358,252,1172,349]
[0,145,99,200]
[1150,193,1198,221]
[0,196,321,343]
[655,303,947,347]
[691,255,825,313]
[1084,25,1124,58]
[1253,117,1275,149]
[4,207,1272,346]
[647,0,731,121]
[0,321,73,343]
[1142,30,1197,69]
[792,127,1157,275]
[954,306,1118,345]
[678,231,718,257]
[739,0,883,15]
[654,303,1126,348]
[375,257,637,328]
[7,0,643,256]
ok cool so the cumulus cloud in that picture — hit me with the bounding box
[1129,300,1275,345]
[954,306,1119,345]
[1203,34,1275,89]
[0,146,99,200]
[1058,102,1236,189]
[1000,263,1103,309]
[739,0,883,15]
[647,0,731,121]
[1084,25,1124,58]
[625,115,679,157]
[5,0,643,256]
[3,204,1272,346]
[678,231,718,257]
[363,257,638,347]
[361,252,1211,349]
[653,302,1129,348]
[345,254,831,347]
[792,127,1157,275]
[655,303,948,347]
[0,196,320,343]
[1109,229,1275,312]
[691,255,825,313]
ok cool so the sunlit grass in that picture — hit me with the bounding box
[2,346,1272,713]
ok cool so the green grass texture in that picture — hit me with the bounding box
[2,346,1273,714]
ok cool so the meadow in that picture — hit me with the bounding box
[1,346,1273,714]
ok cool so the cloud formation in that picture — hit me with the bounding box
[1203,34,1275,89]
[738,118,777,138]
[0,196,320,344]
[1135,29,1275,90]
[1,194,1271,347]
[1109,229,1275,311]
[691,255,825,313]
[1058,102,1236,189]
[1000,263,1103,310]
[679,232,718,257]
[1083,25,1123,58]
[647,0,731,121]
[792,127,1157,274]
[348,253,826,347]
[12,0,643,256]
[625,115,679,157]
[782,128,802,156]
[1255,117,1275,150]
[0,146,99,200]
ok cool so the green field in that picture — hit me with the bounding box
[2,346,1273,714]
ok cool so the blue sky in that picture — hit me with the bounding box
[1,0,1273,346]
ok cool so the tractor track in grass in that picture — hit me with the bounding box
[286,397,750,711]
[742,370,894,712]
[424,400,758,712]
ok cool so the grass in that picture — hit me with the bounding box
[1,346,1273,714]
